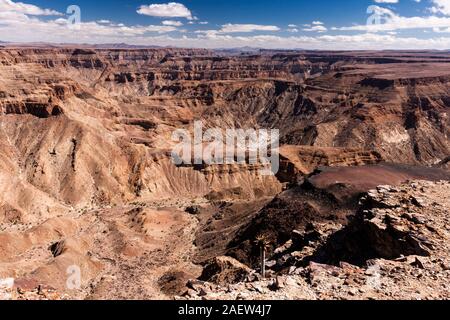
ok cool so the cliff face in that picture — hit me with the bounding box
[0,47,448,216]
[277,145,383,184]
[13,48,442,166]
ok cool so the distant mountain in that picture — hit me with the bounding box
[215,46,263,55]
[90,43,164,49]
[0,42,165,49]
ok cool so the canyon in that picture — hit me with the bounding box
[0,47,449,300]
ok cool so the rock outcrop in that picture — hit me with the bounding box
[186,180,450,300]
[225,164,450,268]
[199,256,254,285]
[278,145,383,184]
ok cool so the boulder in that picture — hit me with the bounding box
[199,256,254,285]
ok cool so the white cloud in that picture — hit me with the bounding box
[218,24,280,33]
[431,0,450,15]
[162,20,183,26]
[0,10,29,23]
[3,0,450,50]
[182,32,450,50]
[0,0,61,16]
[137,2,193,19]
[192,23,279,35]
[337,5,450,31]
[4,14,450,50]
[0,16,178,43]
[301,21,327,32]
[303,25,327,32]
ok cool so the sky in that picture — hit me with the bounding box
[3,0,450,49]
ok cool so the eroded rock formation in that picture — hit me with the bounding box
[0,48,449,300]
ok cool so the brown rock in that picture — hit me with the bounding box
[199,256,254,285]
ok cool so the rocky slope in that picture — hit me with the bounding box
[183,180,450,300]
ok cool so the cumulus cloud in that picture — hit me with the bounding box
[4,14,450,50]
[0,16,177,43]
[137,2,193,19]
[3,0,450,50]
[187,32,450,50]
[374,0,399,3]
[162,20,183,26]
[219,24,280,33]
[431,0,450,15]
[337,5,450,32]
[301,21,327,32]
[303,26,327,32]
[0,0,61,15]
[194,24,280,36]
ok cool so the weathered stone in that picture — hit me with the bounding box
[199,256,253,285]
[185,206,200,215]
[411,257,426,269]
[274,276,286,290]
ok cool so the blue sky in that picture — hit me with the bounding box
[27,0,373,28]
[15,0,434,33]
[2,0,450,49]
